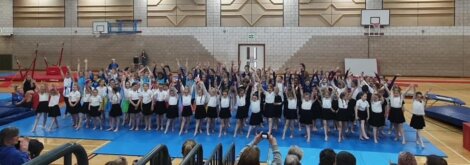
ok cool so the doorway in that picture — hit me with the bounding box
[238,44,265,70]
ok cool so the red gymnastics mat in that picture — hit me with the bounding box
[0,71,78,82]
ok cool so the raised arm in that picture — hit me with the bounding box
[292,83,297,100]
[400,85,412,100]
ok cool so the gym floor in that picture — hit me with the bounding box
[1,76,470,165]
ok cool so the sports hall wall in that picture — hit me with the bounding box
[0,0,469,77]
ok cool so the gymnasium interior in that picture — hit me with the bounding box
[0,0,470,165]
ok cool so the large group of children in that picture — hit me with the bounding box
[21,58,430,148]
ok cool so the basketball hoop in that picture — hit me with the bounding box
[372,23,380,29]
[368,22,382,36]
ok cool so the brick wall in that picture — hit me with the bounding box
[2,0,470,77]
[9,35,218,70]
[281,35,470,77]
[369,36,466,77]
[281,36,368,72]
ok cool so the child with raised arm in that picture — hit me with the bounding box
[193,81,208,136]
[108,87,122,132]
[369,93,385,143]
[355,93,370,141]
[127,82,142,131]
[89,89,103,130]
[299,85,314,142]
[282,84,297,140]
[335,91,349,143]
[218,89,231,137]
[410,84,429,149]
[206,82,219,135]
[69,84,81,129]
[246,83,262,139]
[32,84,49,132]
[47,86,61,131]
[385,83,411,144]
[164,84,179,134]
[233,82,250,137]
[179,84,193,135]
[141,83,153,131]
[153,83,168,131]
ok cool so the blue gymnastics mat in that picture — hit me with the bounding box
[0,93,11,101]
[0,72,14,77]
[2,112,446,163]
[426,105,470,127]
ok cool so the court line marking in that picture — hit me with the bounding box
[423,130,470,163]
[413,83,470,163]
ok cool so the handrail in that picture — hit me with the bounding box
[135,145,172,165]
[24,142,88,165]
[204,143,222,165]
[180,144,204,165]
[222,143,236,165]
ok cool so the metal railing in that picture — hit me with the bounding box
[204,144,222,165]
[24,143,88,165]
[180,144,204,165]
[222,143,236,165]
[135,145,172,165]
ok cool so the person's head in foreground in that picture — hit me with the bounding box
[319,148,336,165]
[182,139,197,158]
[425,155,447,165]
[398,152,417,165]
[335,151,356,165]
[105,156,127,165]
[285,154,301,165]
[0,127,30,165]
[287,145,303,161]
[0,127,20,147]
[238,145,260,165]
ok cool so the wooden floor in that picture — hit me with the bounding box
[1,76,470,165]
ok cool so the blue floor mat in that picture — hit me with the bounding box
[0,93,11,101]
[426,105,470,127]
[2,112,446,162]
[0,72,14,77]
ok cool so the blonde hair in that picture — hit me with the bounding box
[287,145,303,160]
[182,140,197,158]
